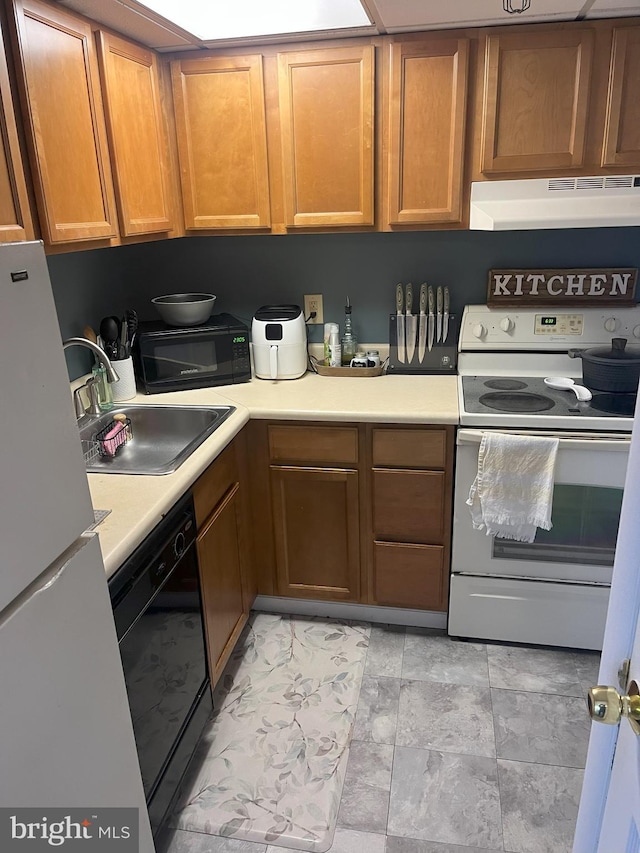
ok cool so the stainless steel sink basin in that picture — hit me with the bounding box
[78,405,235,474]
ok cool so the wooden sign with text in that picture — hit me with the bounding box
[487,268,637,305]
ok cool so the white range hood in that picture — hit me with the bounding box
[470,175,640,230]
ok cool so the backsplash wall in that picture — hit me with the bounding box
[49,228,640,379]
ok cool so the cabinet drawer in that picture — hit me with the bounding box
[374,541,446,611]
[192,443,238,527]
[268,425,358,466]
[373,469,445,543]
[372,428,446,469]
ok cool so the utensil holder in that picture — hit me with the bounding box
[111,356,136,401]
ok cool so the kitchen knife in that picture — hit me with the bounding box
[405,283,416,363]
[396,283,405,363]
[418,283,427,363]
[436,285,443,344]
[443,286,450,344]
[428,285,435,353]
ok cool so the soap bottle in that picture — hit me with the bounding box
[92,363,114,411]
[341,297,357,365]
[329,330,341,367]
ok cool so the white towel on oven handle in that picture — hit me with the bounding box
[466,432,560,544]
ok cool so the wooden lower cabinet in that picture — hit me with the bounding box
[369,426,454,612]
[271,465,360,600]
[196,484,247,684]
[253,421,454,613]
[192,435,254,686]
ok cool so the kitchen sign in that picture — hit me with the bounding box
[487,268,637,305]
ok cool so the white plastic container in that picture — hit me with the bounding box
[110,356,136,401]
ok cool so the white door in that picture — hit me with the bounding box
[573,398,640,853]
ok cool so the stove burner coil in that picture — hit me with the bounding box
[483,379,528,391]
[479,391,555,413]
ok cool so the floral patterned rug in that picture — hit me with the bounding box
[170,612,370,852]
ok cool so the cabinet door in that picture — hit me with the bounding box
[0,13,33,242]
[271,466,360,600]
[171,54,271,230]
[602,26,640,169]
[481,29,594,173]
[196,483,248,684]
[373,541,447,611]
[96,32,173,236]
[11,0,117,243]
[372,468,446,544]
[387,38,469,225]
[277,45,374,227]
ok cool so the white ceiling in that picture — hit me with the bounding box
[58,0,640,50]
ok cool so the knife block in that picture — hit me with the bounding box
[387,313,458,375]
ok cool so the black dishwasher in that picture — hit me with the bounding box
[108,492,212,840]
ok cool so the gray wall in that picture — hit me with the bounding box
[49,228,640,379]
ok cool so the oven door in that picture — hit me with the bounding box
[452,428,631,585]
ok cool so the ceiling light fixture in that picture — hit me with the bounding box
[503,0,531,12]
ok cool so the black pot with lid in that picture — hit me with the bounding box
[569,337,640,394]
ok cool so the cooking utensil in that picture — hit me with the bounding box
[152,293,216,327]
[544,376,593,401]
[569,338,640,394]
[125,308,138,354]
[83,325,97,344]
[418,284,427,363]
[405,283,416,363]
[442,286,450,344]
[396,283,405,363]
[99,316,120,360]
[427,285,435,353]
[436,285,443,343]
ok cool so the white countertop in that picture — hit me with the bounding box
[87,371,458,580]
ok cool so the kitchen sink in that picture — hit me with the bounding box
[78,404,235,475]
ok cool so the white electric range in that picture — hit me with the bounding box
[449,304,640,650]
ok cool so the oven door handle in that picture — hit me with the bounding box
[457,428,631,451]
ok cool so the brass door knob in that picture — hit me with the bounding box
[587,679,640,735]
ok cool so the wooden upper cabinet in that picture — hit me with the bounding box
[0,14,33,242]
[277,45,374,228]
[387,38,469,225]
[11,0,117,243]
[602,25,640,168]
[171,54,271,230]
[96,32,173,236]
[481,29,594,174]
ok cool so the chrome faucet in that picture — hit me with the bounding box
[63,337,120,418]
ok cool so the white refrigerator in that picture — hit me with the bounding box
[0,241,154,850]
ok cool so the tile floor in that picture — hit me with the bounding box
[162,622,600,853]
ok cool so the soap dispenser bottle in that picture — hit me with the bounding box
[341,296,357,365]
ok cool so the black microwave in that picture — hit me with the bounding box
[135,313,251,393]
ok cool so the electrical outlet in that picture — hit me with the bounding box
[304,294,323,324]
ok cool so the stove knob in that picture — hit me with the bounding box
[634,325,640,339]
[604,317,619,333]
[499,317,514,334]
[472,323,487,339]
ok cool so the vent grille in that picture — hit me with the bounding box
[605,175,635,188]
[548,178,577,191]
[547,175,639,192]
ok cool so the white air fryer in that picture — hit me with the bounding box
[252,305,307,380]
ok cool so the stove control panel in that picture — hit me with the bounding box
[534,314,583,335]
[460,305,640,350]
